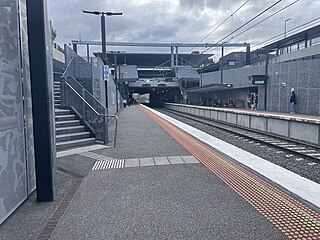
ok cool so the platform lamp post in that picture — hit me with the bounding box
[82,10,122,65]
[284,18,291,39]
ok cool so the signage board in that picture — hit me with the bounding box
[104,66,109,81]
[251,75,268,85]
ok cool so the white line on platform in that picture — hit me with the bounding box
[57,144,108,158]
[141,105,320,208]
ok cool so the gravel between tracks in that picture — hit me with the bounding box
[157,108,320,185]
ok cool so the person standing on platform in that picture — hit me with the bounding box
[254,94,258,110]
[246,94,251,109]
[123,98,127,108]
[250,93,255,110]
[290,89,296,114]
[127,97,131,107]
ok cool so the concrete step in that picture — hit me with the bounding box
[55,114,75,121]
[55,104,61,108]
[55,120,80,128]
[56,125,85,135]
[54,100,61,103]
[56,138,96,150]
[54,96,60,100]
[55,109,70,116]
[56,132,91,142]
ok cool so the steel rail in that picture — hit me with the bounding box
[161,108,320,163]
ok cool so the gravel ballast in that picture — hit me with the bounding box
[157,108,320,185]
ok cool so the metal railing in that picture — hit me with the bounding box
[61,76,118,147]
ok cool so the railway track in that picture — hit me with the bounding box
[160,108,320,163]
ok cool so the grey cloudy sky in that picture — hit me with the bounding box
[48,0,320,58]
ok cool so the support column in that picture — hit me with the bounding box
[171,45,174,67]
[26,0,56,202]
[245,44,251,65]
[114,53,119,112]
[264,52,270,111]
[175,46,179,66]
[72,43,77,53]
[220,46,224,84]
[86,44,90,62]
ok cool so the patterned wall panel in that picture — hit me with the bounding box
[91,57,105,106]
[19,0,36,194]
[0,0,27,224]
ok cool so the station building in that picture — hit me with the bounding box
[1,0,320,225]
[191,24,320,115]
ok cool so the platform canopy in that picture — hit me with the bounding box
[94,52,213,68]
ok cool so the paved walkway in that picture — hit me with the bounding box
[0,105,298,239]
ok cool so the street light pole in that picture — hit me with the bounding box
[83,10,122,65]
[101,14,107,65]
[284,18,291,39]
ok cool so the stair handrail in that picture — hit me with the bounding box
[69,76,106,109]
[63,80,118,147]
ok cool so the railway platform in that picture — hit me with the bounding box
[0,104,320,240]
[162,103,320,147]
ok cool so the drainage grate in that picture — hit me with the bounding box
[141,105,320,240]
[92,159,124,170]
[36,178,83,240]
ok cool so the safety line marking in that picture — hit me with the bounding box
[140,105,320,240]
[92,159,125,170]
[57,144,108,158]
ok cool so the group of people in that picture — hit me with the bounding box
[200,97,236,108]
[123,97,132,108]
[246,90,296,113]
[246,93,258,110]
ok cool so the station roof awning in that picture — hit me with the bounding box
[186,83,233,93]
[94,52,213,68]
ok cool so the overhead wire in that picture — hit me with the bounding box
[231,0,300,40]
[252,16,320,49]
[201,0,284,54]
[185,0,286,66]
[187,0,250,54]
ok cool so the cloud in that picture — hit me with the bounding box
[48,0,320,57]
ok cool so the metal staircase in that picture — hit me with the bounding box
[54,81,95,150]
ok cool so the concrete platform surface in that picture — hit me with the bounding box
[50,164,285,240]
[0,105,310,240]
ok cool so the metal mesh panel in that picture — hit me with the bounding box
[62,77,106,141]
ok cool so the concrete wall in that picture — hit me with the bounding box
[201,58,320,115]
[162,103,320,146]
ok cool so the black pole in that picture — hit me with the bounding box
[245,45,251,65]
[72,43,77,53]
[26,0,56,202]
[114,53,119,112]
[220,46,224,84]
[86,44,90,62]
[264,51,269,111]
[101,14,107,65]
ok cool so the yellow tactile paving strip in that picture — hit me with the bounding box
[140,105,320,240]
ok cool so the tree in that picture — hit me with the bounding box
[52,28,57,41]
